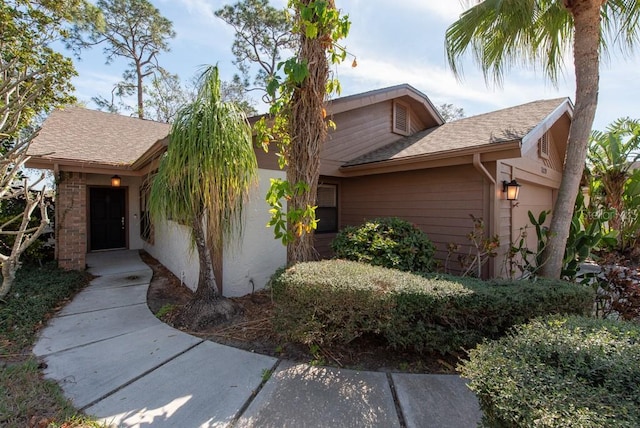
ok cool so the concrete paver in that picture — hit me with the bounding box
[86,340,278,427]
[41,323,203,409]
[58,283,147,316]
[35,250,484,427]
[85,269,153,290]
[33,304,158,356]
[236,361,401,428]
[392,373,482,428]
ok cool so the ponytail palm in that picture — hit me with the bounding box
[446,0,640,278]
[149,65,257,328]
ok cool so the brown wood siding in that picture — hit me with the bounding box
[336,165,484,271]
[322,101,428,176]
[497,161,514,277]
[254,144,280,170]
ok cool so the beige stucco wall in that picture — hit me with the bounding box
[143,219,199,290]
[144,168,287,297]
[222,168,287,297]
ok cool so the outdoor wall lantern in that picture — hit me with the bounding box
[111,175,121,187]
[503,179,521,201]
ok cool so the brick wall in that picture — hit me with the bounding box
[56,171,87,270]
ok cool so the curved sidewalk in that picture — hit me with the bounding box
[33,250,482,427]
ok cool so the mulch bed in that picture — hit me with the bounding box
[141,251,460,373]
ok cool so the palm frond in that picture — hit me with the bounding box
[148,65,258,255]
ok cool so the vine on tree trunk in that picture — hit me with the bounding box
[255,0,353,265]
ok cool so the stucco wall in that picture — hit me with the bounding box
[143,219,199,291]
[222,168,287,297]
[144,168,287,297]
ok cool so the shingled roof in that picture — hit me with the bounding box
[28,106,170,167]
[343,97,570,167]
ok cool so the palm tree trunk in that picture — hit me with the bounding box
[540,0,602,278]
[286,0,332,265]
[192,215,219,302]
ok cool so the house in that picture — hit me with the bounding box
[27,85,572,294]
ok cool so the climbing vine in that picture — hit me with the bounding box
[255,0,352,263]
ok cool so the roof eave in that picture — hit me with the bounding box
[339,141,522,177]
[521,98,573,153]
[26,157,141,175]
[327,84,445,126]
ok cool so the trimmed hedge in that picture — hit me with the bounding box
[271,260,595,354]
[331,217,436,273]
[460,316,640,427]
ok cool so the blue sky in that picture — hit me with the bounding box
[68,0,640,131]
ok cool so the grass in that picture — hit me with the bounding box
[0,262,104,427]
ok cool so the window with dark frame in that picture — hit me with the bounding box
[139,176,154,244]
[316,184,338,234]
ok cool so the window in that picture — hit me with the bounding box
[393,100,411,135]
[316,184,338,233]
[140,175,154,243]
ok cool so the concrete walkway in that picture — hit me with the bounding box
[33,250,482,427]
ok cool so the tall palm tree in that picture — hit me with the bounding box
[446,0,640,279]
[148,65,258,329]
[588,117,640,239]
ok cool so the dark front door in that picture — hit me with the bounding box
[90,187,126,250]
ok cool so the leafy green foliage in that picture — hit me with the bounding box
[254,1,352,257]
[0,264,98,427]
[445,215,499,277]
[587,117,640,251]
[215,0,296,105]
[507,193,614,281]
[331,217,436,273]
[0,0,93,139]
[460,315,640,427]
[0,263,90,355]
[0,194,54,265]
[271,260,594,354]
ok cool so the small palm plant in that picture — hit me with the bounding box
[148,65,257,329]
[588,117,640,248]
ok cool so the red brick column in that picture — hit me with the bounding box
[56,172,87,270]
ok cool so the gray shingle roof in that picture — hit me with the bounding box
[28,106,170,166]
[343,98,569,167]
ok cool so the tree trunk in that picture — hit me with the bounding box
[192,215,219,302]
[173,215,241,330]
[137,62,144,119]
[286,0,332,265]
[540,0,602,278]
[0,258,17,299]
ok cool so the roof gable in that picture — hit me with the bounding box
[327,84,444,128]
[343,97,571,168]
[28,107,170,167]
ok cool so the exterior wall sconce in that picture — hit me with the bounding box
[111,175,121,187]
[503,179,521,201]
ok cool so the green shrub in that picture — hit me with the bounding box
[331,217,436,273]
[0,263,91,354]
[460,315,640,427]
[271,260,594,353]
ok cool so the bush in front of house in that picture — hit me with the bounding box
[331,217,436,273]
[459,315,640,427]
[270,260,595,353]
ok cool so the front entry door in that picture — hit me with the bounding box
[90,187,126,250]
